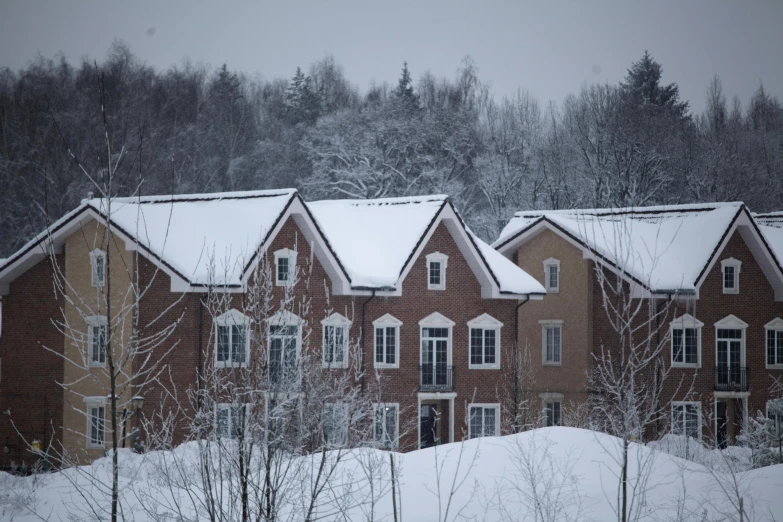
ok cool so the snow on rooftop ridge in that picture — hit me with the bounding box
[513,201,744,219]
[755,211,783,228]
[308,194,448,208]
[81,188,297,206]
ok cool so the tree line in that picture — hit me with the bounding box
[1,42,781,256]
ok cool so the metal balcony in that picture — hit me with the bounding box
[419,364,454,391]
[715,365,748,392]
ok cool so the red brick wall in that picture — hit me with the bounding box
[0,254,65,468]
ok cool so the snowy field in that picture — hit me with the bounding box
[2,427,782,521]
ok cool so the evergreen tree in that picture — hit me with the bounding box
[393,61,418,109]
[620,51,689,118]
[285,66,320,125]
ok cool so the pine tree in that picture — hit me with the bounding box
[620,51,689,118]
[393,61,418,109]
[285,66,320,125]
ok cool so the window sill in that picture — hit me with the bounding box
[542,362,562,367]
[89,361,106,368]
[322,362,349,369]
[468,364,501,370]
[671,362,701,369]
[374,364,399,369]
[545,288,560,294]
[427,286,446,291]
[215,362,248,369]
[722,289,739,295]
[766,364,783,370]
[86,443,105,450]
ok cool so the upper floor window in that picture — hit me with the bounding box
[87,316,108,366]
[721,258,741,294]
[90,249,106,287]
[672,402,701,440]
[274,248,297,286]
[215,309,250,368]
[268,311,301,384]
[425,252,448,290]
[540,320,563,366]
[467,313,503,369]
[322,313,351,368]
[374,403,398,448]
[373,313,402,368]
[468,404,499,438]
[765,318,783,368]
[543,258,560,293]
[670,314,703,367]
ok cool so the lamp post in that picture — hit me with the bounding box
[121,396,144,448]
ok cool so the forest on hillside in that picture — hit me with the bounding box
[1,42,781,256]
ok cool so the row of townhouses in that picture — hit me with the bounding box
[0,191,781,466]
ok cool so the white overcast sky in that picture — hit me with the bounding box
[1,1,781,114]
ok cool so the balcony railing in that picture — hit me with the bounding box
[715,365,748,392]
[420,364,454,391]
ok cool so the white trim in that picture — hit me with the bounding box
[713,391,750,399]
[714,316,747,368]
[543,257,560,293]
[542,397,562,427]
[425,252,448,291]
[540,320,563,366]
[321,312,351,369]
[538,392,564,401]
[721,258,742,294]
[274,248,298,287]
[84,397,106,449]
[89,249,106,287]
[268,310,303,326]
[765,318,783,368]
[467,313,502,370]
[373,402,399,449]
[420,317,453,366]
[671,401,702,440]
[670,314,703,368]
[267,313,303,374]
[215,402,249,439]
[468,403,500,438]
[714,314,749,329]
[373,314,402,369]
[214,309,251,368]
[87,316,108,368]
[419,312,456,328]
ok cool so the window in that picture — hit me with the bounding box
[216,403,246,439]
[469,404,499,438]
[274,248,298,286]
[545,401,561,427]
[672,402,701,439]
[721,258,741,294]
[90,249,106,287]
[373,314,402,368]
[374,403,398,448]
[268,312,301,384]
[765,318,783,368]
[467,314,503,369]
[425,252,448,290]
[86,400,105,448]
[323,402,349,447]
[87,316,107,366]
[540,320,563,365]
[670,314,703,367]
[322,313,351,368]
[543,258,560,293]
[714,315,747,384]
[215,310,250,368]
[419,312,454,388]
[768,400,783,432]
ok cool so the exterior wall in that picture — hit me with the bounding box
[60,220,136,462]
[0,254,65,469]
[514,228,593,419]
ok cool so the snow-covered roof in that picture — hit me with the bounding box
[756,212,783,269]
[494,202,752,293]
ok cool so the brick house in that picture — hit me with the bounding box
[493,202,783,446]
[0,189,544,466]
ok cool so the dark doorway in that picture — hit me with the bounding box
[717,401,728,449]
[420,404,438,448]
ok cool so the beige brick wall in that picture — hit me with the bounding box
[61,219,136,461]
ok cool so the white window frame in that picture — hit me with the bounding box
[84,397,106,449]
[274,248,298,287]
[215,403,249,439]
[322,312,351,369]
[540,319,563,366]
[419,312,455,367]
[87,316,108,367]
[323,402,350,448]
[714,314,748,367]
[214,309,251,368]
[544,400,562,427]
[373,402,399,449]
[373,313,402,369]
[543,257,560,293]
[765,318,783,369]
[90,249,106,287]
[670,314,703,368]
[468,403,500,438]
[425,252,448,291]
[671,401,702,440]
[721,258,741,294]
[467,313,503,369]
[767,399,783,430]
[267,311,303,380]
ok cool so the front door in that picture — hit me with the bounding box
[717,329,742,388]
[420,404,438,448]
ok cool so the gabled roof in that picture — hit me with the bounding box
[494,202,783,297]
[755,211,783,267]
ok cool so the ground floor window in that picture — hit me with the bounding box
[469,404,499,438]
[545,401,561,427]
[374,403,398,448]
[672,402,701,439]
[87,403,105,448]
[216,403,246,439]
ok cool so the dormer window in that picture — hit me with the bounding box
[543,258,560,293]
[90,249,106,287]
[721,258,741,294]
[274,249,297,287]
[426,252,448,290]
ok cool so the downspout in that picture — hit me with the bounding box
[652,292,673,439]
[197,294,206,411]
[360,290,377,394]
[513,296,531,433]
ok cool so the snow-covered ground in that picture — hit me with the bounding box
[2,427,782,521]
